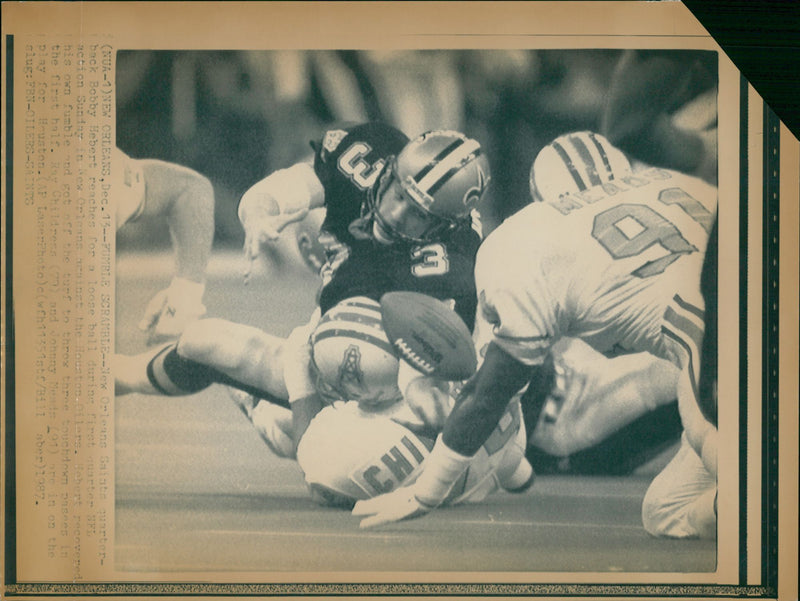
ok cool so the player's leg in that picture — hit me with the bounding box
[227,388,296,459]
[527,337,680,473]
[641,432,717,539]
[114,318,290,403]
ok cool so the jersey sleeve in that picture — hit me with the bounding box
[474,234,555,366]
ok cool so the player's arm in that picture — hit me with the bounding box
[135,159,215,340]
[138,159,215,284]
[238,161,325,272]
[353,343,532,528]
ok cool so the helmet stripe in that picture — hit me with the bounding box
[551,141,587,191]
[416,138,481,195]
[568,135,602,187]
[318,310,383,329]
[312,327,396,357]
[412,138,464,182]
[427,148,484,196]
[341,299,381,310]
[587,132,614,180]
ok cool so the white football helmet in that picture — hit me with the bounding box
[529,131,632,203]
[297,402,435,508]
[310,296,402,409]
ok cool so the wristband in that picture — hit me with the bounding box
[413,435,472,507]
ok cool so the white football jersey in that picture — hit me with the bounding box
[113,147,146,229]
[476,167,717,366]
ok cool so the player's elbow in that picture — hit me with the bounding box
[181,171,215,212]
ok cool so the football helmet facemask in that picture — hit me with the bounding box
[366,130,490,244]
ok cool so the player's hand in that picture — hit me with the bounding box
[240,201,308,281]
[138,277,206,344]
[352,486,434,529]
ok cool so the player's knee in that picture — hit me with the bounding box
[176,318,218,360]
[641,486,667,537]
[641,481,693,538]
[178,318,266,371]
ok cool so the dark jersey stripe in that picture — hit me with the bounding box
[661,325,700,406]
[551,141,587,191]
[664,304,705,351]
[672,293,706,321]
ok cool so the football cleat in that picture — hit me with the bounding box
[225,386,296,459]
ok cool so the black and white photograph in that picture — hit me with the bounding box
[2,2,798,599]
[113,48,720,574]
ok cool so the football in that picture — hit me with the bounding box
[380,291,477,381]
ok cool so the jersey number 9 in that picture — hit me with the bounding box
[592,187,714,278]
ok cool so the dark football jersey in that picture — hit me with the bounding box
[312,122,480,331]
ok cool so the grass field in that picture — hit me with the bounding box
[114,248,716,577]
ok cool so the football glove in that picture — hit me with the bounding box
[353,435,471,528]
[138,277,206,344]
[352,485,436,529]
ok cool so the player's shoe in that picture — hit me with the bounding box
[498,454,535,493]
[225,387,296,459]
[226,386,259,419]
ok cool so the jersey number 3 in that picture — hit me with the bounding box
[592,188,713,278]
[411,243,450,277]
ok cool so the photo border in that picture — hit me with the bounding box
[1,2,797,599]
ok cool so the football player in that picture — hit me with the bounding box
[242,296,532,508]
[353,131,718,538]
[116,124,488,415]
[641,218,718,538]
[523,132,682,474]
[115,147,214,343]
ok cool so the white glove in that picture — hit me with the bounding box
[352,435,471,529]
[351,486,435,529]
[138,277,206,344]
